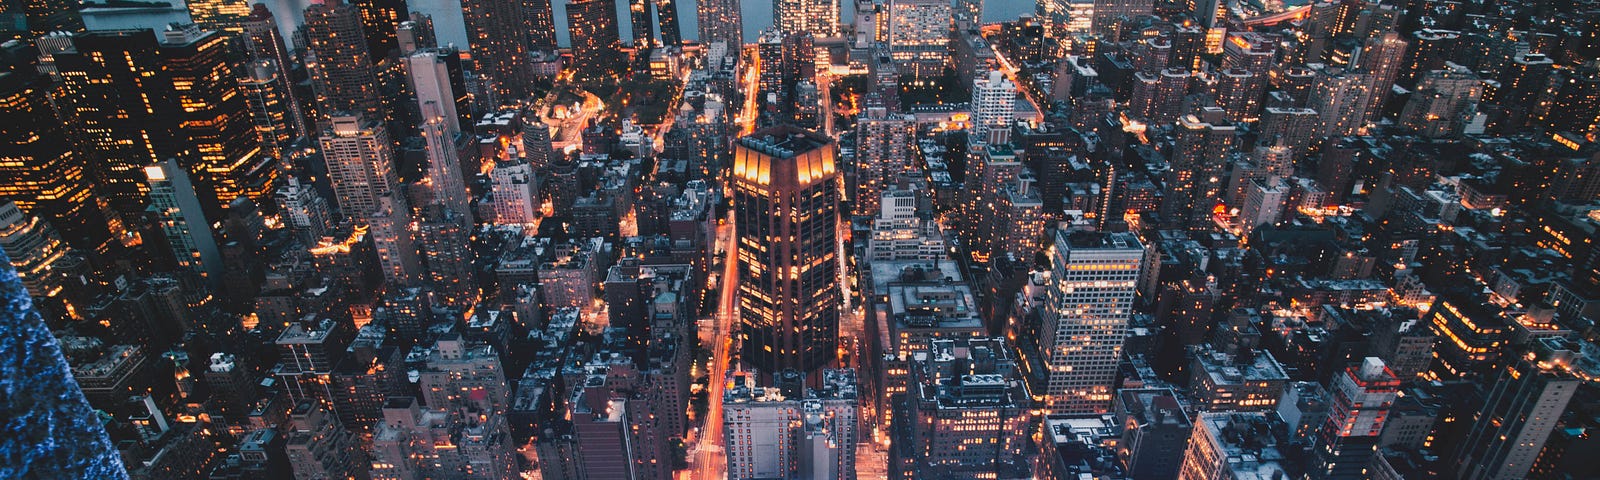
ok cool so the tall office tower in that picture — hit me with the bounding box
[1037,0,1090,36]
[240,60,297,160]
[724,370,858,480]
[1425,293,1509,381]
[657,0,682,46]
[1356,31,1407,115]
[419,102,469,216]
[885,0,952,79]
[1091,0,1152,34]
[1494,53,1557,130]
[757,28,786,99]
[1188,0,1222,27]
[733,126,841,375]
[971,71,1017,145]
[0,246,126,478]
[351,0,406,59]
[396,12,435,53]
[1256,107,1318,159]
[462,0,533,99]
[410,47,474,131]
[996,173,1047,260]
[962,144,1021,264]
[1401,29,1457,85]
[1534,67,1600,135]
[47,30,180,219]
[898,338,1032,479]
[284,400,370,480]
[1399,64,1483,138]
[1180,412,1292,480]
[629,0,656,47]
[146,159,223,290]
[369,192,421,287]
[1307,65,1373,136]
[276,176,333,242]
[1041,230,1143,414]
[1115,388,1192,479]
[1238,176,1287,236]
[853,107,915,216]
[418,205,476,309]
[0,200,75,301]
[319,115,398,219]
[304,0,384,121]
[1309,357,1400,479]
[521,120,554,170]
[1128,67,1188,124]
[521,0,557,49]
[776,0,840,36]
[0,43,110,253]
[697,0,744,47]
[566,0,622,72]
[491,159,538,225]
[1213,68,1262,122]
[1221,31,1276,74]
[1455,337,1593,480]
[1160,109,1237,230]
[161,25,275,207]
[186,0,250,31]
[241,6,306,135]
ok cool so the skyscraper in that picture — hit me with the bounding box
[1160,108,1237,230]
[523,0,558,49]
[0,200,75,301]
[462,0,534,99]
[46,30,180,220]
[419,101,470,217]
[350,0,407,59]
[146,159,223,290]
[971,71,1017,145]
[160,25,275,208]
[852,107,915,216]
[319,115,397,219]
[239,59,298,160]
[1455,337,1593,480]
[1041,230,1143,414]
[898,338,1032,479]
[407,49,463,135]
[303,0,384,121]
[368,192,420,287]
[1356,31,1408,115]
[567,0,623,74]
[1310,357,1400,479]
[697,0,744,47]
[885,0,952,79]
[0,42,111,252]
[185,0,250,31]
[1091,0,1153,34]
[630,0,656,48]
[733,125,841,375]
[657,0,683,46]
[776,0,840,36]
[724,370,858,479]
[1308,64,1373,137]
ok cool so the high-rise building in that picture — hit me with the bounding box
[406,49,463,136]
[303,0,384,121]
[1091,0,1152,34]
[566,0,622,73]
[1115,388,1192,479]
[239,60,298,160]
[1356,31,1408,115]
[724,369,858,480]
[1454,337,1594,480]
[185,0,249,31]
[46,30,179,219]
[350,0,406,59]
[897,338,1031,479]
[0,0,82,40]
[1399,63,1483,138]
[522,0,557,49]
[160,25,275,208]
[1160,109,1238,230]
[0,200,76,301]
[319,115,398,219]
[368,192,420,287]
[396,13,436,53]
[733,126,841,375]
[629,0,656,48]
[0,42,111,252]
[776,0,839,36]
[462,0,533,99]
[145,159,223,291]
[240,5,306,136]
[1310,357,1400,479]
[491,158,539,225]
[418,101,470,216]
[1037,0,1090,36]
[852,107,915,216]
[657,0,683,46]
[1179,412,1291,480]
[971,71,1017,145]
[1041,230,1143,414]
[417,205,477,310]
[1307,64,1373,137]
[885,0,952,78]
[962,144,1022,264]
[696,0,744,47]
[284,400,370,480]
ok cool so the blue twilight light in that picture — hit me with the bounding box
[0,248,129,479]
